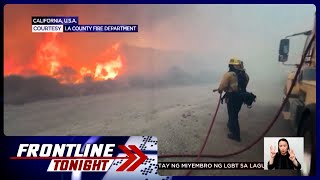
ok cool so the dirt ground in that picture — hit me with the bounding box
[4,83,298,176]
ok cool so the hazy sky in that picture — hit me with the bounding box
[4,4,315,83]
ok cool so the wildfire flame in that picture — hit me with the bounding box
[4,56,24,76]
[33,33,64,76]
[4,33,124,84]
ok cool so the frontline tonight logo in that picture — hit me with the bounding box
[10,144,147,172]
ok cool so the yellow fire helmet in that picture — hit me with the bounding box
[229,57,241,65]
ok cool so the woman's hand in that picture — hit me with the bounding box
[270,145,276,159]
[288,149,296,161]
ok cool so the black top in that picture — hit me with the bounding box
[268,152,301,170]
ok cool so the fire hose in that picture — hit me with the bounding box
[158,34,315,176]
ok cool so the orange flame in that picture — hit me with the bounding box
[4,33,125,84]
[4,56,23,76]
[94,55,123,80]
[33,33,64,76]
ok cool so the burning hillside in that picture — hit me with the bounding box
[4,33,125,84]
[4,33,216,105]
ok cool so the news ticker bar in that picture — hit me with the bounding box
[158,162,264,170]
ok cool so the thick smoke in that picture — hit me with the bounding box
[4,4,315,104]
[53,66,78,84]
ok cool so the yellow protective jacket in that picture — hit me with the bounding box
[217,71,249,94]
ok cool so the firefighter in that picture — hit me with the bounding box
[213,58,249,142]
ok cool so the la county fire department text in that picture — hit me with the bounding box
[64,25,137,32]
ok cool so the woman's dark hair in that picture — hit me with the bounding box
[278,138,290,153]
